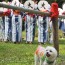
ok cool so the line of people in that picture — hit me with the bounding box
[0,0,24,43]
[0,0,65,44]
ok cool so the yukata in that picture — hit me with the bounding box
[24,1,36,43]
[0,17,3,41]
[38,16,49,43]
[58,8,63,30]
[1,1,11,42]
[49,20,53,43]
[12,2,22,43]
[0,6,4,41]
[6,2,13,41]
[4,11,12,42]
[61,3,65,36]
[4,16,9,41]
[37,1,51,44]
[26,14,35,43]
[2,16,5,41]
[12,14,22,42]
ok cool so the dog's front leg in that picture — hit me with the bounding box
[40,58,43,65]
[53,60,57,65]
[34,54,39,65]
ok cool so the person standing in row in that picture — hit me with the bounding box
[11,0,23,43]
[37,0,51,44]
[0,0,11,42]
[0,0,4,41]
[7,0,13,41]
[24,0,36,44]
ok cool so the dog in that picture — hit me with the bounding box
[34,45,57,65]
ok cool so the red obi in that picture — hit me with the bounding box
[3,9,11,16]
[0,9,11,16]
[50,2,59,19]
[27,13,35,17]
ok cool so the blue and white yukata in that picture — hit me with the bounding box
[4,16,9,41]
[7,2,13,41]
[26,14,36,43]
[4,14,12,42]
[38,16,49,43]
[11,1,22,43]
[8,15,12,41]
[2,16,5,41]
[37,1,51,44]
[0,6,4,41]
[61,3,65,36]
[12,15,22,42]
[1,1,9,42]
[49,20,53,43]
[0,17,3,41]
[24,0,36,43]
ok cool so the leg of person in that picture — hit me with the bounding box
[26,15,31,43]
[18,15,22,42]
[33,16,36,41]
[25,15,28,43]
[4,16,9,42]
[15,16,19,43]
[26,15,28,43]
[43,17,48,43]
[26,15,34,44]
[30,16,34,43]
[8,16,12,41]
[63,19,65,37]
[2,17,4,41]
[0,17,3,41]
[12,15,16,43]
[38,16,44,44]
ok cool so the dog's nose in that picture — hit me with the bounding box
[47,52,49,54]
[46,52,50,57]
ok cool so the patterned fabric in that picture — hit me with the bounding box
[38,16,48,43]
[4,16,9,41]
[26,15,36,42]
[8,16,12,41]
[59,20,65,32]
[0,17,3,41]
[12,15,22,42]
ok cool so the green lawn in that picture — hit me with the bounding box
[0,38,65,65]
[0,29,65,65]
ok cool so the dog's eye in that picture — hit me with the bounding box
[50,50,52,52]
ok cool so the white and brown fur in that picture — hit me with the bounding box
[34,45,57,65]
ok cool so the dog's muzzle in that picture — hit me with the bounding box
[46,52,50,57]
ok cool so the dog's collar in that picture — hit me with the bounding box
[41,55,46,61]
[46,58,54,64]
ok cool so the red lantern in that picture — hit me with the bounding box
[50,2,59,19]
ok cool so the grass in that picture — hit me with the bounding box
[0,30,65,65]
[0,41,37,65]
[0,39,65,65]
